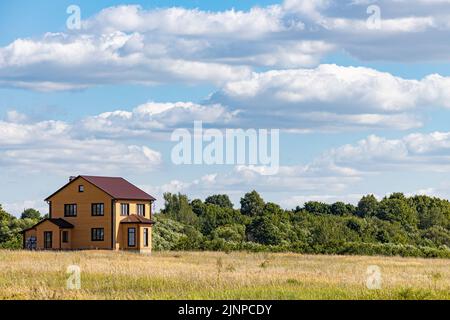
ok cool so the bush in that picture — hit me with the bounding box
[213,224,245,242]
[338,242,450,258]
[152,215,187,250]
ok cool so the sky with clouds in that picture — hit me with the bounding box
[2,0,450,216]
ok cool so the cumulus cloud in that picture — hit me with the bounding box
[207,64,450,131]
[2,64,447,142]
[0,32,253,91]
[216,65,450,111]
[82,5,294,36]
[53,64,450,135]
[80,101,237,138]
[324,131,450,172]
[1,1,450,90]
[0,117,162,174]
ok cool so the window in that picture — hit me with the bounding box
[64,204,77,217]
[91,228,104,241]
[91,203,104,216]
[44,231,52,249]
[128,228,136,247]
[137,204,145,216]
[78,185,84,192]
[121,203,129,216]
[143,228,149,247]
[62,231,69,243]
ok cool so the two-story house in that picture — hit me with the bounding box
[21,175,156,253]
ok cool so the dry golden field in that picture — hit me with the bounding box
[0,250,448,300]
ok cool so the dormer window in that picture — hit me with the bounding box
[79,185,84,192]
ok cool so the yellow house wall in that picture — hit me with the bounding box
[140,226,152,253]
[31,221,61,250]
[24,229,36,238]
[121,223,140,250]
[48,177,113,250]
[60,229,72,250]
[119,224,153,253]
[114,201,152,250]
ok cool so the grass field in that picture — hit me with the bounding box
[0,250,448,300]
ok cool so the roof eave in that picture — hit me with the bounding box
[115,198,156,202]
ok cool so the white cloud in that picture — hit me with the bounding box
[0,32,253,91]
[324,131,450,172]
[80,101,237,138]
[1,1,450,90]
[0,117,162,174]
[5,110,28,123]
[206,64,450,131]
[83,5,294,36]
[60,64,450,135]
[2,64,447,142]
[0,120,70,145]
[217,65,450,111]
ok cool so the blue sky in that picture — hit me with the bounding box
[2,0,450,215]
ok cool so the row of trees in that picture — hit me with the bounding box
[0,206,44,249]
[154,191,450,258]
[1,191,449,257]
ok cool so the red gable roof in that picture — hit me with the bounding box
[81,176,156,201]
[45,175,156,201]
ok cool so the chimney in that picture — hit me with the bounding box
[69,176,77,182]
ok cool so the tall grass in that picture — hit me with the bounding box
[0,250,448,300]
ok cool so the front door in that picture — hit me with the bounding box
[44,231,52,249]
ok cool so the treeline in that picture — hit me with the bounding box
[154,191,450,258]
[1,191,449,258]
[0,206,44,249]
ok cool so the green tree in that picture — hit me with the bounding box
[0,205,14,243]
[20,208,42,220]
[422,226,450,247]
[190,199,205,216]
[307,216,349,251]
[161,193,199,226]
[205,194,234,209]
[331,202,356,216]
[0,205,37,249]
[199,204,245,236]
[376,196,418,227]
[213,224,245,242]
[357,195,378,218]
[410,195,449,229]
[240,190,265,217]
[263,202,284,216]
[247,216,283,245]
[304,201,331,215]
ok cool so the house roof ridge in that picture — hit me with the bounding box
[45,175,156,201]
